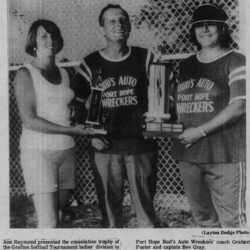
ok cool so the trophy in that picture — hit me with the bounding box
[85,69,108,135]
[144,46,183,138]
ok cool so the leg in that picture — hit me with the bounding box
[57,147,76,227]
[204,162,247,228]
[91,153,125,228]
[125,152,157,228]
[32,192,59,228]
[179,161,220,228]
[20,148,60,228]
[58,189,72,227]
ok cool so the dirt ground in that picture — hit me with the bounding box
[10,195,197,228]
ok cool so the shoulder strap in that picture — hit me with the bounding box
[59,67,70,87]
[21,64,38,86]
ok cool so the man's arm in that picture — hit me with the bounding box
[70,63,92,125]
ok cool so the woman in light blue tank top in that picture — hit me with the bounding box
[15,20,95,228]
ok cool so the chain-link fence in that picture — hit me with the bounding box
[9,0,240,210]
[9,64,188,209]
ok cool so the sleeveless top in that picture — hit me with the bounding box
[20,64,75,150]
[75,46,161,154]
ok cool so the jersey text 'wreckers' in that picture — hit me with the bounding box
[176,77,215,113]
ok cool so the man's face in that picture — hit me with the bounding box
[100,8,131,43]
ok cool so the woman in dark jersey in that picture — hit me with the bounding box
[172,4,246,227]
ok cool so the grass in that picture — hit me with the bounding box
[10,195,197,228]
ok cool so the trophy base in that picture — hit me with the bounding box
[143,131,181,138]
[144,122,184,138]
[91,128,107,135]
[145,113,171,123]
[85,122,107,135]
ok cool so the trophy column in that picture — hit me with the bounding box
[144,63,183,138]
[85,69,107,135]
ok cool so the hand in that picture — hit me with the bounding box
[145,117,155,123]
[85,97,91,110]
[169,95,175,109]
[91,137,109,150]
[71,124,95,136]
[178,127,206,148]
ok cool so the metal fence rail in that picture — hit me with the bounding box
[9,62,189,210]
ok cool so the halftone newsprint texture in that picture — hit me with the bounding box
[2,0,250,247]
[8,0,244,208]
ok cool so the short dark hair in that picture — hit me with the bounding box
[25,19,64,57]
[98,4,130,27]
[190,22,234,50]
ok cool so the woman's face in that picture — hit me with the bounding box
[194,22,220,49]
[35,25,58,57]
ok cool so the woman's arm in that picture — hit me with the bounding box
[15,67,94,136]
[178,99,246,147]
